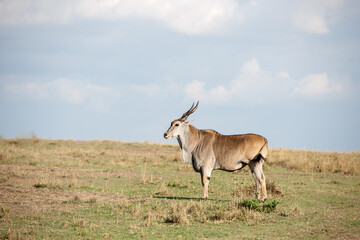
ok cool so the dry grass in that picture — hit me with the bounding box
[139,200,263,226]
[1,139,359,239]
[164,202,190,225]
[0,138,173,160]
[208,201,260,224]
[1,139,358,174]
[0,205,9,221]
[232,179,283,199]
[268,148,360,174]
[266,180,283,196]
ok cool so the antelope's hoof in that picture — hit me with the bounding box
[201,197,208,201]
[262,198,268,203]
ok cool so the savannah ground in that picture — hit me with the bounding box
[0,139,359,239]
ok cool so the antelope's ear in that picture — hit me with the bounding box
[185,121,192,125]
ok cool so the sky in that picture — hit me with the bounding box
[0,0,359,151]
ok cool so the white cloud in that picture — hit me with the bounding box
[185,59,348,105]
[0,0,242,35]
[294,73,343,96]
[4,81,47,100]
[185,80,230,104]
[241,58,261,75]
[3,78,120,113]
[293,0,344,34]
[185,59,293,105]
[0,0,73,25]
[185,80,206,101]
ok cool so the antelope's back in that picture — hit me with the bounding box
[213,133,268,164]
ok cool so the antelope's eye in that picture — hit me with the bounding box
[175,123,179,127]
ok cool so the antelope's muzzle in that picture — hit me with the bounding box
[164,132,169,139]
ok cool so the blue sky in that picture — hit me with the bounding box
[0,0,359,151]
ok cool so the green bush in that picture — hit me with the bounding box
[33,183,47,188]
[240,199,279,213]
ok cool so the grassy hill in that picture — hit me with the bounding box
[1,139,359,239]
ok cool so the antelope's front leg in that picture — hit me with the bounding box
[200,168,211,200]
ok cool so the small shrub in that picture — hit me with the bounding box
[0,205,9,220]
[240,199,279,213]
[263,199,280,213]
[33,183,47,188]
[241,199,263,212]
[167,181,188,189]
[165,203,189,225]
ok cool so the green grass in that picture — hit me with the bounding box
[0,139,359,239]
[240,199,280,213]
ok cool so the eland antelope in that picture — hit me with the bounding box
[164,102,268,202]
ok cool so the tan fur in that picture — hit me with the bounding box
[164,103,268,202]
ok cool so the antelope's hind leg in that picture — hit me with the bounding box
[251,170,261,200]
[249,157,267,202]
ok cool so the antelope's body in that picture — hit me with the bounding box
[164,102,268,202]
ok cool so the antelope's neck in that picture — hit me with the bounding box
[177,125,199,153]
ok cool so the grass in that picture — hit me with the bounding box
[0,139,359,239]
[240,199,280,213]
[268,148,360,174]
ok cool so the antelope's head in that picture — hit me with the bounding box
[163,101,199,139]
